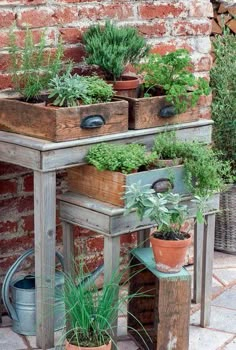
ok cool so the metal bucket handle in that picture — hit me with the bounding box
[2,248,64,321]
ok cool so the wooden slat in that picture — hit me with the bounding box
[62,222,74,276]
[216,14,232,27]
[212,19,223,34]
[34,171,56,349]
[0,141,41,170]
[226,19,236,33]
[193,222,204,303]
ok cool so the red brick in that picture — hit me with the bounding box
[0,54,10,71]
[86,236,104,253]
[120,233,137,245]
[78,4,133,20]
[193,55,212,72]
[22,174,33,192]
[139,3,187,20]
[189,1,213,18]
[0,11,15,28]
[0,234,34,254]
[16,8,55,28]
[53,7,78,24]
[21,214,34,233]
[0,221,17,234]
[0,74,13,90]
[0,163,29,177]
[18,195,34,213]
[0,179,17,196]
[172,20,212,36]
[151,43,177,55]
[137,22,167,37]
[64,46,86,63]
[59,28,85,44]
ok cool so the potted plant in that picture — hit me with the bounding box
[124,183,191,273]
[82,21,150,97]
[118,49,211,129]
[210,28,236,253]
[0,29,129,141]
[61,261,150,350]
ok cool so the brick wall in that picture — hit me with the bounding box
[0,0,213,280]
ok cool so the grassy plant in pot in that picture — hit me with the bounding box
[123,49,211,129]
[82,21,150,97]
[124,183,191,273]
[61,261,150,350]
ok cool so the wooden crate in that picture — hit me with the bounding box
[128,248,191,350]
[119,94,212,130]
[0,98,128,142]
[67,164,189,207]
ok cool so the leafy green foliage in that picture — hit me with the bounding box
[124,182,188,240]
[85,143,156,174]
[48,73,114,107]
[83,21,150,81]
[9,27,64,101]
[153,132,233,198]
[210,29,236,169]
[139,49,210,113]
[62,260,150,348]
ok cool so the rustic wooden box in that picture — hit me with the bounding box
[128,248,191,350]
[0,98,129,142]
[67,164,189,207]
[119,94,212,129]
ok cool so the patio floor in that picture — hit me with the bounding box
[0,251,236,350]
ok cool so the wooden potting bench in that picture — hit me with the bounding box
[0,119,216,349]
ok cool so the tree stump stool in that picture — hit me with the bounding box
[128,248,191,350]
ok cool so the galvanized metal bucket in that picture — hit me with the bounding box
[2,248,65,335]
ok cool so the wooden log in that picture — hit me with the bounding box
[0,98,128,142]
[212,19,223,34]
[227,19,236,33]
[217,14,232,27]
[228,7,236,16]
[67,164,189,207]
[218,4,228,13]
[128,250,191,350]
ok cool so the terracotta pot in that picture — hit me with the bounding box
[65,340,112,350]
[150,234,192,273]
[108,75,139,98]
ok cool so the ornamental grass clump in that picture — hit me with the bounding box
[139,49,210,113]
[83,21,150,81]
[9,28,64,101]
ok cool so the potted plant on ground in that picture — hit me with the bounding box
[124,183,191,273]
[82,21,150,97]
[210,28,236,254]
[0,28,129,141]
[118,49,211,129]
[61,261,150,350]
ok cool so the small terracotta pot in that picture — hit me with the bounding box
[150,234,192,273]
[108,75,139,98]
[65,340,112,350]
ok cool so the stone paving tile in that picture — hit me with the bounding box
[117,340,138,350]
[191,306,236,333]
[213,252,236,269]
[0,327,27,350]
[213,268,236,287]
[27,330,63,349]
[189,325,233,350]
[212,286,236,308]
[223,337,236,349]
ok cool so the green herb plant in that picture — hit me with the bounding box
[48,73,114,107]
[9,27,64,101]
[139,49,210,113]
[85,143,156,174]
[61,259,150,348]
[124,182,188,240]
[210,28,236,169]
[83,21,150,81]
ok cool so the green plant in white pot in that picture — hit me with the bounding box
[124,183,191,273]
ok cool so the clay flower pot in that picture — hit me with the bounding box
[108,75,139,98]
[65,340,112,350]
[150,234,192,273]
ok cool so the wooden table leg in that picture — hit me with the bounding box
[200,214,216,327]
[193,221,204,303]
[137,228,151,248]
[104,236,120,350]
[34,171,56,349]
[62,221,74,276]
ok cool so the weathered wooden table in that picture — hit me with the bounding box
[0,120,213,349]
